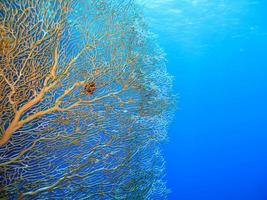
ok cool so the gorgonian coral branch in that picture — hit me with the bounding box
[0,0,175,199]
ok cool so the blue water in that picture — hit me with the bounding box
[141,0,267,199]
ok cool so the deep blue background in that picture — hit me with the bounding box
[141,0,267,199]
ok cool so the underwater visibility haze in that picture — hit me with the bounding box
[140,0,267,200]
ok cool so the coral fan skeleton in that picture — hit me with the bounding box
[0,0,175,199]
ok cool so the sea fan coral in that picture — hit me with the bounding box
[0,0,175,199]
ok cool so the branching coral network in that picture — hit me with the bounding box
[0,0,175,199]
